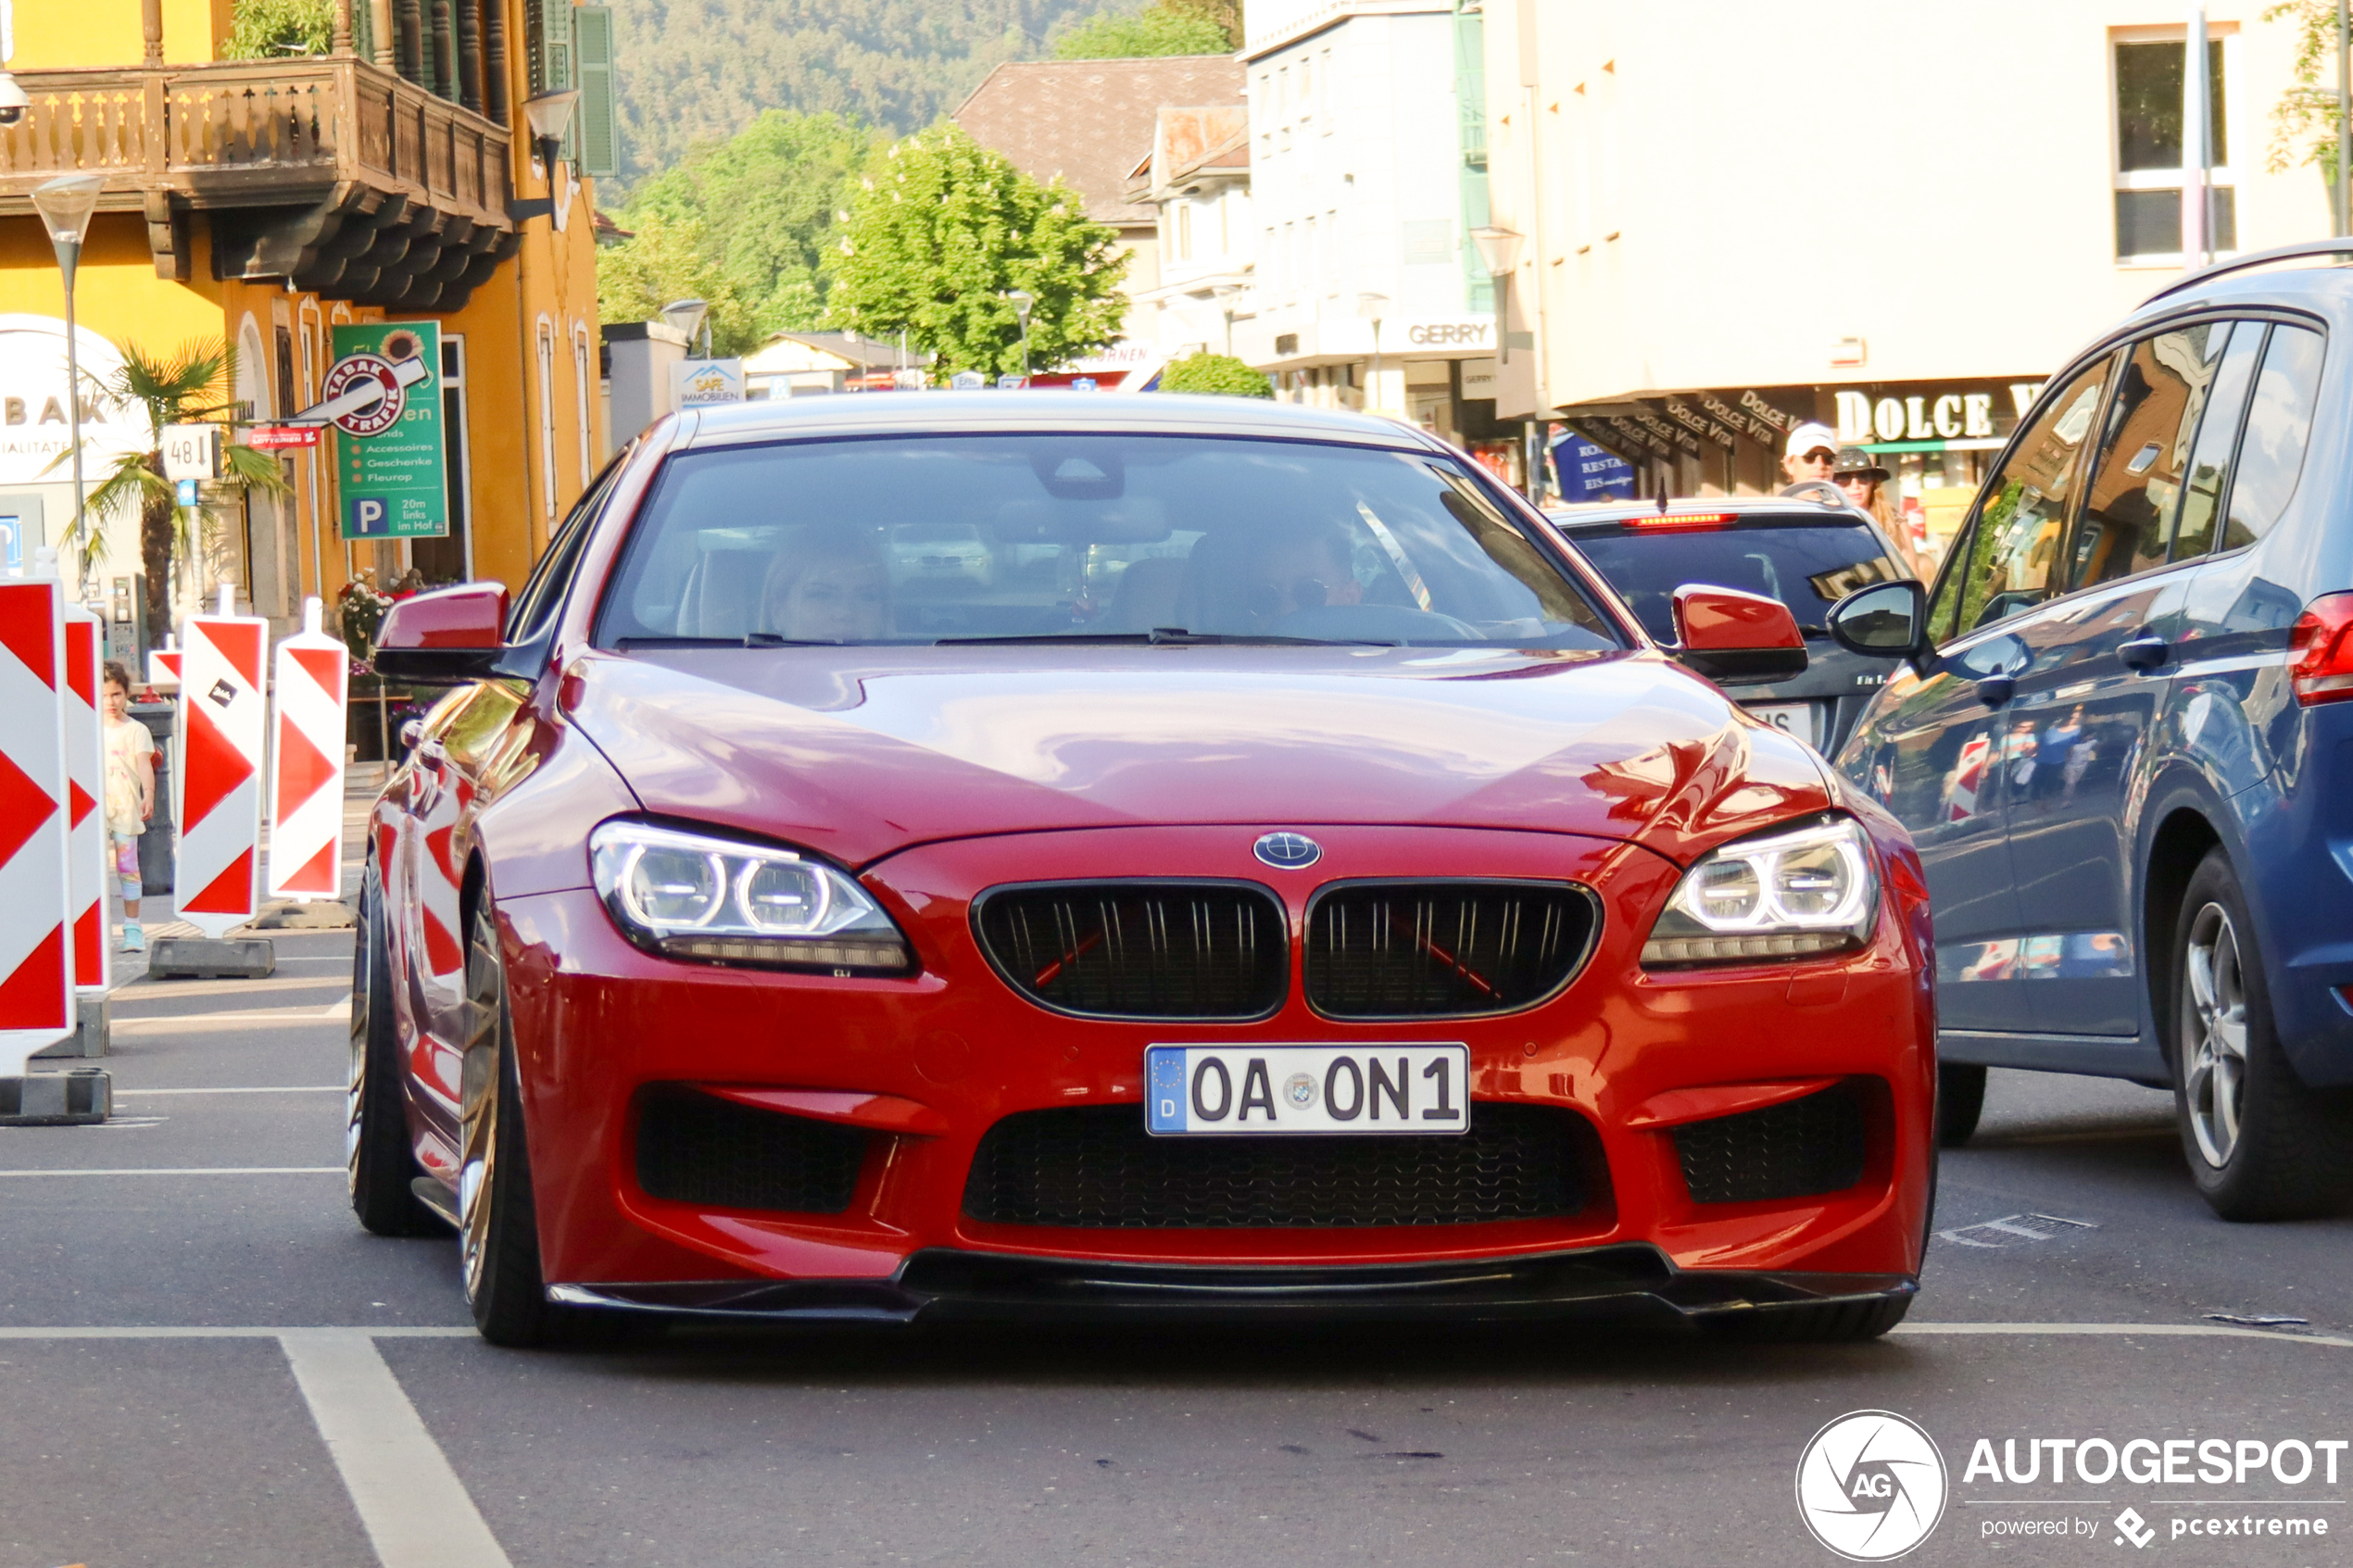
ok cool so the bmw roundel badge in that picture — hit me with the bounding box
[1253,832,1321,870]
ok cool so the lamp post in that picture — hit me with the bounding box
[1469,224,1524,365]
[1004,289,1034,383]
[507,90,581,225]
[661,297,711,358]
[1211,282,1242,357]
[32,174,107,565]
[1355,292,1389,416]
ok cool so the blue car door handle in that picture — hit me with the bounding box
[2119,633,2169,671]
[1975,674,2015,707]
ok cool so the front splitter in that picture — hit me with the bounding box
[549,1245,1916,1326]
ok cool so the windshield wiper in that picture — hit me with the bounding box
[942,627,1397,647]
[615,633,840,649]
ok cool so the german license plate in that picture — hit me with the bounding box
[1747,701,1818,746]
[1145,1044,1470,1135]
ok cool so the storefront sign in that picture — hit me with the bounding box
[672,358,746,406]
[0,316,145,488]
[1663,396,1735,450]
[1393,319,1494,352]
[1554,429,1635,501]
[332,322,447,541]
[245,424,321,451]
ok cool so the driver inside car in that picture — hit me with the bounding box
[762,525,893,642]
[1181,520,1367,633]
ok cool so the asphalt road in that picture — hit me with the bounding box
[6,923,2352,1568]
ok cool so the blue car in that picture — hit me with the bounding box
[1824,240,2353,1220]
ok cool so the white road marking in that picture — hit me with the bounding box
[115,1085,345,1096]
[279,1329,514,1568]
[1894,1322,2353,1349]
[111,1010,351,1034]
[0,1326,474,1338]
[0,1166,342,1176]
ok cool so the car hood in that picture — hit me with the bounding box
[564,645,1834,868]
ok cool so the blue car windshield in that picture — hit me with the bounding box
[595,433,1622,648]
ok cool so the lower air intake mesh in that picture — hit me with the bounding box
[635,1086,868,1214]
[1671,1084,1868,1205]
[963,1103,1594,1228]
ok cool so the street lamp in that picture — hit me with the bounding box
[661,297,711,358]
[1355,292,1389,415]
[32,173,107,560]
[507,89,581,224]
[1211,282,1242,356]
[1469,224,1524,364]
[1004,289,1035,383]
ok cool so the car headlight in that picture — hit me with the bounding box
[1642,816,1878,967]
[589,821,913,972]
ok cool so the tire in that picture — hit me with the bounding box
[1703,1293,1912,1344]
[348,865,442,1236]
[2171,848,2353,1221]
[459,896,626,1348]
[1936,1062,1987,1148]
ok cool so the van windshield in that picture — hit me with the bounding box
[595,433,1622,649]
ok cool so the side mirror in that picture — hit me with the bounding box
[372,583,510,683]
[1670,584,1807,685]
[1826,579,1930,669]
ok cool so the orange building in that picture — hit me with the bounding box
[0,0,612,644]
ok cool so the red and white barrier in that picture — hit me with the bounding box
[268,597,349,902]
[62,605,107,994]
[0,554,76,1073]
[174,589,268,939]
[146,633,181,694]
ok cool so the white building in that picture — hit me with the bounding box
[1231,0,1507,458]
[1126,106,1254,360]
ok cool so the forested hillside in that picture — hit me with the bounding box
[606,0,1123,187]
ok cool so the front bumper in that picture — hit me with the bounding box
[497,822,1936,1295]
[552,1246,1918,1326]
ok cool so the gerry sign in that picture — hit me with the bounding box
[331,322,447,540]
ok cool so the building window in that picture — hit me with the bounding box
[2115,34,2234,262]
[535,318,557,523]
[573,321,595,502]
[1319,47,1333,128]
[1176,202,1192,262]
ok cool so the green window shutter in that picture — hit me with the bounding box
[574,6,619,178]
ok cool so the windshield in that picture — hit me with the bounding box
[1568,516,1899,643]
[596,433,1621,648]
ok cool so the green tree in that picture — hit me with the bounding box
[2262,2,2353,197]
[1157,351,1272,396]
[222,0,333,57]
[1053,2,1232,58]
[823,126,1128,380]
[600,110,886,354]
[68,341,293,646]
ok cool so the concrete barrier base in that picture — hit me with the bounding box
[0,1069,111,1125]
[31,995,108,1060]
[148,936,277,980]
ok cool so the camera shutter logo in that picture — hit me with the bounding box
[1794,1410,1947,1561]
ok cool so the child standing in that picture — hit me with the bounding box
[101,662,156,952]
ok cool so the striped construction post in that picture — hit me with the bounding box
[146,633,182,694]
[61,604,107,994]
[173,593,269,939]
[0,553,75,1073]
[267,597,349,903]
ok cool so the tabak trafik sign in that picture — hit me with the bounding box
[328,322,447,541]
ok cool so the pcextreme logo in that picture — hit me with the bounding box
[1796,1410,1951,1561]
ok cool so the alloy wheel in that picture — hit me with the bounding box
[2182,900,2250,1169]
[458,918,504,1302]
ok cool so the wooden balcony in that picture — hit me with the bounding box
[0,56,518,311]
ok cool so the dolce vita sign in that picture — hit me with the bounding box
[0,315,145,487]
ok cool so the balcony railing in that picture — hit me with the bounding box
[0,56,512,233]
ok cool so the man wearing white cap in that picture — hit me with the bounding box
[1780,421,1839,489]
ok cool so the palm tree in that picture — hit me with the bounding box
[69,338,293,644]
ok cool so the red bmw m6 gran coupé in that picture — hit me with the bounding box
[353,394,1935,1347]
